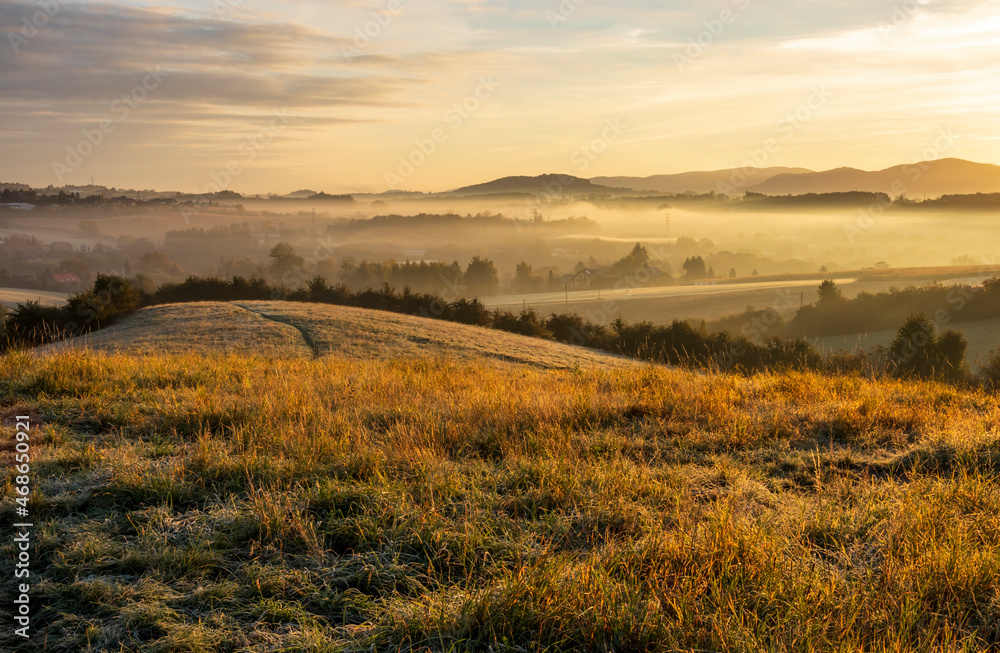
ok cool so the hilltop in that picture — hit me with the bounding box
[746,158,1000,197]
[441,174,621,197]
[45,300,639,369]
[591,166,812,194]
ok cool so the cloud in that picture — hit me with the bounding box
[0,1,443,111]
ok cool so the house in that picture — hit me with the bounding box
[108,196,137,206]
[561,268,604,289]
[50,272,82,291]
[0,202,36,211]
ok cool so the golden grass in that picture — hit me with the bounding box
[44,301,639,370]
[1,349,999,651]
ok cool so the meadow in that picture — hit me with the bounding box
[2,346,999,651]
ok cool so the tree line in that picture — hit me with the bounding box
[5,274,997,384]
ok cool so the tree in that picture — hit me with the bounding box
[58,258,93,285]
[817,279,842,304]
[682,256,707,280]
[464,256,499,297]
[729,267,737,278]
[608,243,649,277]
[980,348,1000,387]
[137,251,184,278]
[513,261,538,294]
[937,330,968,375]
[269,242,304,277]
[889,314,967,378]
[626,243,649,268]
[890,314,937,377]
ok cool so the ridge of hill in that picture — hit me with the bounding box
[591,167,812,194]
[443,174,619,197]
[44,300,639,369]
[747,158,1000,197]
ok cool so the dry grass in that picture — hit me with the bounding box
[2,348,999,651]
[43,301,638,370]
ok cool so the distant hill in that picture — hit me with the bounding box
[591,167,812,194]
[49,301,638,369]
[444,174,618,197]
[282,189,317,198]
[748,159,1000,198]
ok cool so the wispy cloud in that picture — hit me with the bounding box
[0,0,997,191]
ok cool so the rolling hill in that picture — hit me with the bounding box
[443,174,620,197]
[591,166,812,194]
[747,158,1000,197]
[44,300,639,369]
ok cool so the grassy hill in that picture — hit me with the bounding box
[44,301,638,370]
[3,310,1000,651]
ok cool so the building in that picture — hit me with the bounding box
[50,272,82,291]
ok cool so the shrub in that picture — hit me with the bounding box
[888,314,968,379]
[980,348,1000,388]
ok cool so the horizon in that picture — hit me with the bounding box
[5,156,999,199]
[3,1,1000,194]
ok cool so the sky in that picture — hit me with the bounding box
[1,0,999,194]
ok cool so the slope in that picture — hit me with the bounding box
[748,158,1000,197]
[44,300,638,369]
[591,166,812,193]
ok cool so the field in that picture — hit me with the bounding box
[813,316,1000,366]
[3,304,1000,652]
[44,301,637,370]
[0,288,69,311]
[485,278,915,325]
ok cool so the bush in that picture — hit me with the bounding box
[888,314,967,379]
[980,349,1000,388]
[491,309,551,339]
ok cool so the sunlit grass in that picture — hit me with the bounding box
[1,349,999,651]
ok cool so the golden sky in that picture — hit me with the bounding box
[2,0,998,193]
